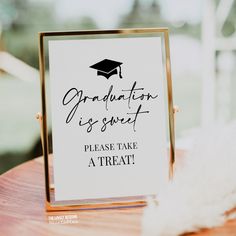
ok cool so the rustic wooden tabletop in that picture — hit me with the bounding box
[0,156,236,236]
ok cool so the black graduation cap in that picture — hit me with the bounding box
[90,59,123,79]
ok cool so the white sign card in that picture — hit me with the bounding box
[48,36,169,201]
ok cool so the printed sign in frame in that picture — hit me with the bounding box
[38,28,175,211]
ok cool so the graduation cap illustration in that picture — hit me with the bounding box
[90,59,123,79]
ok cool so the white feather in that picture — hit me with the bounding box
[142,122,236,236]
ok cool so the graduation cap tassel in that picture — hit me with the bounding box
[119,65,123,79]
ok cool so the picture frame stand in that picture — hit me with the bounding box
[37,28,177,211]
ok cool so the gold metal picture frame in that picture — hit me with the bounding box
[38,28,175,211]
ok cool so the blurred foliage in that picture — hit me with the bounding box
[119,0,201,38]
[0,0,97,68]
[221,1,236,37]
[1,0,235,69]
[1,0,56,68]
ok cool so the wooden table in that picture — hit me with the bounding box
[0,156,236,236]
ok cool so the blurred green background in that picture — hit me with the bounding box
[0,0,236,174]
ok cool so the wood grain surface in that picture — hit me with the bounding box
[0,155,236,236]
